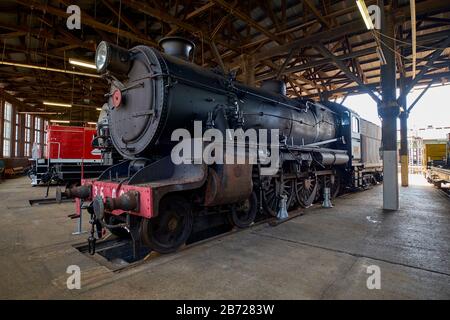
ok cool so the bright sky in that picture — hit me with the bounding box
[340,85,450,137]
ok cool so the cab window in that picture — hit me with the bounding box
[342,111,350,126]
[351,115,360,133]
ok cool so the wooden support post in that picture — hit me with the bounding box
[11,105,16,158]
[30,115,35,157]
[399,72,409,187]
[399,110,409,187]
[40,120,45,156]
[18,114,25,157]
[0,97,3,158]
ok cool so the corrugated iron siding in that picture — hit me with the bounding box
[361,119,382,165]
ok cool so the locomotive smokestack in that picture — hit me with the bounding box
[159,36,195,62]
[261,80,287,96]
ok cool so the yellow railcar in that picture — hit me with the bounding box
[423,144,446,167]
[424,135,450,188]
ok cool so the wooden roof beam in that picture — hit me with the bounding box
[101,0,147,38]
[228,0,450,69]
[302,0,332,29]
[120,0,252,67]
[398,35,450,101]
[15,0,157,47]
[210,0,282,44]
[209,41,227,73]
[315,43,381,104]
[256,47,377,81]
[0,87,30,111]
[186,2,215,20]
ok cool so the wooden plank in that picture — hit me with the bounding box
[186,2,215,20]
[209,41,226,73]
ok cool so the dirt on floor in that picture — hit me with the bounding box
[0,175,449,299]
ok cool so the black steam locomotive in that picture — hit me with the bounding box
[63,37,382,254]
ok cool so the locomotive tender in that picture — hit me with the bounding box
[64,37,383,254]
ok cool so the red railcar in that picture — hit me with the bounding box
[29,125,109,186]
[46,125,100,161]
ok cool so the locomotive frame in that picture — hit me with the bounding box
[63,38,383,255]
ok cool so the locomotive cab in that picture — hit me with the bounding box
[351,113,362,163]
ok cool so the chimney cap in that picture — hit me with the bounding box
[158,36,195,62]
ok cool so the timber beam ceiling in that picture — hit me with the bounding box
[0,0,448,121]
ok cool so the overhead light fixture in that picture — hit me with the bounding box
[0,61,100,78]
[43,101,72,108]
[18,112,61,115]
[50,120,71,124]
[356,0,374,30]
[69,58,96,70]
[87,122,97,125]
[96,108,102,111]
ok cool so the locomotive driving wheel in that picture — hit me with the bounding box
[141,195,193,254]
[261,176,295,216]
[228,192,257,228]
[295,171,318,208]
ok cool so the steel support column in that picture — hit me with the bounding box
[379,2,400,210]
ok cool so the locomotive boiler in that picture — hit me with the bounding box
[102,37,338,159]
[63,37,382,255]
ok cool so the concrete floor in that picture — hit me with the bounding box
[0,175,448,299]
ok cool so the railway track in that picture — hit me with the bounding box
[73,183,383,272]
[437,187,450,199]
[74,211,304,273]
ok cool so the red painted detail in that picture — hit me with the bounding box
[75,198,81,216]
[112,89,122,108]
[46,125,100,160]
[79,179,153,218]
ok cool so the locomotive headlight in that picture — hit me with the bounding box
[95,42,108,73]
[95,41,131,75]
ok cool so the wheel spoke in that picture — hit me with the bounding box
[295,171,318,208]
